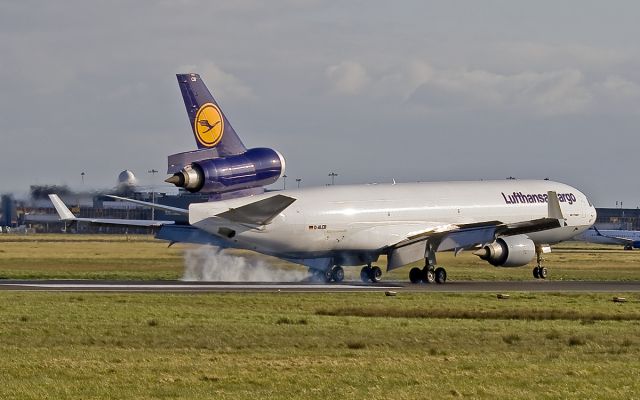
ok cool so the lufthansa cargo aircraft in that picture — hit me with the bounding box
[573,227,640,250]
[49,73,597,283]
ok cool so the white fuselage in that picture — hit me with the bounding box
[189,180,595,266]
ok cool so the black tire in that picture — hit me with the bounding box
[331,266,344,282]
[539,267,548,279]
[434,267,447,284]
[360,267,371,283]
[409,267,422,283]
[624,245,633,251]
[323,269,333,283]
[533,266,540,279]
[369,266,382,283]
[422,266,435,284]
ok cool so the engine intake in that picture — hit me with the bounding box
[474,235,536,267]
[165,147,285,194]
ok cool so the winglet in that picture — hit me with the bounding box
[547,191,565,221]
[48,194,76,221]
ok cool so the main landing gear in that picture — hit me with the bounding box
[360,264,382,283]
[409,265,447,284]
[532,247,548,279]
[409,241,447,284]
[311,265,345,283]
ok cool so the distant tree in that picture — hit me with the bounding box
[30,185,71,199]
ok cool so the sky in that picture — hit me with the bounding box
[1,0,639,207]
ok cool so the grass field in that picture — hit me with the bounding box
[0,291,639,399]
[1,234,639,281]
[1,234,639,398]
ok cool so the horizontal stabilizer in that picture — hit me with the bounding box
[216,194,296,225]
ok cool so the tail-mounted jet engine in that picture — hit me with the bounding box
[474,234,536,267]
[165,147,286,195]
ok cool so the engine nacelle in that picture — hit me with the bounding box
[474,235,536,267]
[166,147,285,194]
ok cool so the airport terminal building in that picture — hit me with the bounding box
[595,207,640,231]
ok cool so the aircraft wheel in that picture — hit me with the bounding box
[331,266,344,283]
[533,267,540,279]
[624,244,633,251]
[360,266,372,282]
[434,267,447,284]
[409,267,422,283]
[422,266,435,284]
[538,267,548,279]
[323,269,334,283]
[369,266,382,283]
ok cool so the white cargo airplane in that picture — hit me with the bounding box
[49,73,597,284]
[573,227,640,250]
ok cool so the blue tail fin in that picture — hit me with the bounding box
[176,73,247,156]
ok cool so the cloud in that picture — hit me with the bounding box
[325,61,370,95]
[595,75,640,98]
[492,42,632,71]
[177,62,257,102]
[405,65,593,116]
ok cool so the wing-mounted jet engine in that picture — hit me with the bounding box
[473,234,536,267]
[166,73,285,199]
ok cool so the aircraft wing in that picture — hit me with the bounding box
[385,191,566,270]
[106,195,189,215]
[48,194,175,227]
[592,227,635,245]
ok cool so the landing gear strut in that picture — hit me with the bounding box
[360,264,382,283]
[409,241,447,284]
[533,247,548,280]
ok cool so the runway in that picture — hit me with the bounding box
[1,280,639,293]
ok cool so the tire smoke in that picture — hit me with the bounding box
[182,246,308,282]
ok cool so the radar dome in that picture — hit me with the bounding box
[117,170,138,187]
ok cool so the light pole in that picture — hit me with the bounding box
[296,178,302,189]
[78,171,86,213]
[283,174,288,190]
[148,169,158,220]
[328,172,338,186]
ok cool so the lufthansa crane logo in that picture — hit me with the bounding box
[194,103,224,147]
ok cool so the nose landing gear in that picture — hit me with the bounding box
[533,247,548,279]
